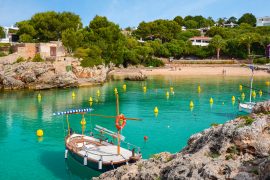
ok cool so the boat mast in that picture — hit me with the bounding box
[66,115,70,136]
[249,58,254,103]
[116,93,121,155]
[249,71,254,103]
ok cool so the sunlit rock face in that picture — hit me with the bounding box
[0,60,111,90]
[95,100,270,180]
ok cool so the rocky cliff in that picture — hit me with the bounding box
[0,59,111,90]
[94,101,270,180]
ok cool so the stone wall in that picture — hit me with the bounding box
[12,43,36,59]
[11,42,66,60]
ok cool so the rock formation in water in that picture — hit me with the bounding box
[94,101,270,180]
[0,59,111,90]
[108,68,147,81]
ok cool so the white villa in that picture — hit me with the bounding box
[257,16,270,27]
[189,36,212,46]
[0,26,19,43]
[223,22,238,28]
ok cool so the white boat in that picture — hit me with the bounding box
[239,102,256,113]
[54,94,142,172]
[239,66,256,113]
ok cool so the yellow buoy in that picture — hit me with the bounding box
[89,96,93,102]
[166,91,170,97]
[190,101,194,108]
[143,86,147,92]
[266,81,270,86]
[80,118,86,126]
[154,107,159,113]
[252,90,256,98]
[36,129,44,137]
[232,96,235,101]
[241,93,245,100]
[37,93,42,99]
[239,85,242,91]
[209,97,214,104]
[114,88,118,94]
[123,84,127,90]
[72,92,76,97]
[259,90,262,97]
[96,90,100,97]
[89,102,93,107]
[170,87,174,92]
[198,86,201,93]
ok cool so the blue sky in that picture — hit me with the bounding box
[0,0,269,28]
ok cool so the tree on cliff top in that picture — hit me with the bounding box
[16,11,82,42]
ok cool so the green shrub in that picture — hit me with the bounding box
[80,57,103,67]
[253,57,270,65]
[0,51,6,57]
[150,154,161,160]
[16,57,26,63]
[225,154,233,160]
[208,152,220,159]
[210,123,219,127]
[240,115,255,125]
[144,57,164,67]
[245,117,254,125]
[32,54,44,62]
[226,145,239,155]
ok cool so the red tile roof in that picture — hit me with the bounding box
[189,36,211,40]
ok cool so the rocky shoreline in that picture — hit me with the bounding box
[94,101,270,180]
[0,59,111,90]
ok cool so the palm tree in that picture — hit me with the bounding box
[209,35,227,59]
[238,33,260,55]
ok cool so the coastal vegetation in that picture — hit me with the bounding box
[0,26,5,38]
[7,12,270,66]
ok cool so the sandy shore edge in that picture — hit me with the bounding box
[110,65,270,77]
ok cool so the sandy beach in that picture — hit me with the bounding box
[110,65,270,78]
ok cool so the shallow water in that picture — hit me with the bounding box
[0,76,269,179]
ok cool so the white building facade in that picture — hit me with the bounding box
[189,36,212,46]
[0,26,19,43]
[257,16,270,27]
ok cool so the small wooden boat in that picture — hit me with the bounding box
[54,94,142,172]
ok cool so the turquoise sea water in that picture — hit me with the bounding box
[0,76,269,179]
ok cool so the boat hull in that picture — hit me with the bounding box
[239,102,255,113]
[66,147,138,172]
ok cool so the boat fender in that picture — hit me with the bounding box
[115,114,126,130]
[84,154,88,166]
[65,149,68,159]
[98,158,103,170]
[126,161,129,165]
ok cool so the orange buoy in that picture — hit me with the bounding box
[115,114,126,130]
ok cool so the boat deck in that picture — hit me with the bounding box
[66,134,135,163]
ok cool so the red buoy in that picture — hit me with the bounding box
[144,136,148,142]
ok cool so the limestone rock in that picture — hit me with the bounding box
[253,101,270,114]
[95,101,270,180]
[3,76,25,89]
[0,60,111,90]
